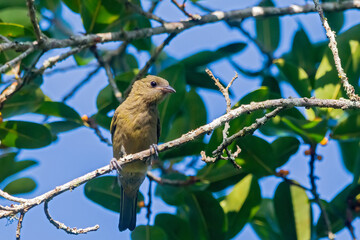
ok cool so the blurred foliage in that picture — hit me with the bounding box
[1,0,360,239]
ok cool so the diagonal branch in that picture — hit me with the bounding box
[1,97,360,219]
[0,47,34,74]
[125,0,167,24]
[26,0,43,42]
[313,0,360,101]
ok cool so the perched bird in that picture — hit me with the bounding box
[110,75,175,231]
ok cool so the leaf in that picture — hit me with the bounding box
[338,141,360,180]
[0,152,37,184]
[323,0,344,33]
[184,191,226,240]
[220,174,261,239]
[35,101,82,123]
[62,0,81,13]
[255,0,280,52]
[46,121,83,135]
[274,182,312,240]
[131,225,168,240]
[275,59,311,98]
[332,113,360,140]
[0,23,32,38]
[0,121,52,149]
[1,86,44,119]
[3,177,36,195]
[84,176,144,213]
[155,173,188,206]
[0,8,35,28]
[251,198,283,240]
[155,214,192,240]
[271,137,300,168]
[73,48,94,66]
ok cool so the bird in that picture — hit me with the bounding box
[110,75,175,231]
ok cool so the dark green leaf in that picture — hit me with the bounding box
[46,121,83,135]
[85,176,144,213]
[184,191,226,240]
[274,182,312,240]
[338,140,360,178]
[155,173,188,206]
[221,174,261,239]
[271,137,300,168]
[3,177,36,195]
[62,0,81,13]
[0,121,52,149]
[1,86,44,119]
[35,101,82,123]
[255,0,280,52]
[155,214,192,240]
[332,113,360,140]
[251,198,283,240]
[131,225,168,240]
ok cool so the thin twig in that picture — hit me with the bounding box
[146,171,199,186]
[82,115,112,146]
[212,106,285,156]
[125,0,167,24]
[91,46,122,102]
[313,0,360,101]
[0,189,27,203]
[171,0,199,19]
[146,177,152,225]
[26,0,43,42]
[148,0,160,13]
[2,97,360,219]
[15,209,27,240]
[126,33,177,96]
[0,34,11,43]
[44,200,99,234]
[62,67,101,102]
[309,145,335,240]
[0,47,34,74]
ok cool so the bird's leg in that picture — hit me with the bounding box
[148,144,159,165]
[110,146,127,174]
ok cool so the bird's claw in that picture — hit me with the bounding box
[148,144,159,165]
[110,158,122,174]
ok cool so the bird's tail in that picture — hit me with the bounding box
[119,185,138,231]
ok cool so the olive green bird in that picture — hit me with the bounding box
[110,75,175,231]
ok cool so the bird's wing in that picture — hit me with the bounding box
[110,110,118,143]
[157,117,160,144]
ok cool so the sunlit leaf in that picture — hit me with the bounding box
[3,177,36,195]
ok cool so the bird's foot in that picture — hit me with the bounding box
[110,158,122,174]
[148,144,159,165]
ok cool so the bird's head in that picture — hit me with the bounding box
[129,75,176,104]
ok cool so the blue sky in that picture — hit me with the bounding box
[1,0,360,239]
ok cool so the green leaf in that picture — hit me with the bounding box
[35,101,82,123]
[3,177,36,195]
[0,23,32,38]
[0,8,35,28]
[1,86,44,119]
[131,225,168,240]
[275,58,311,98]
[46,121,83,135]
[0,152,37,184]
[274,182,312,240]
[198,160,246,192]
[84,176,144,213]
[0,121,52,149]
[180,42,246,69]
[220,174,261,239]
[251,198,283,240]
[62,0,81,13]
[155,214,192,240]
[73,48,94,66]
[0,0,25,9]
[323,0,344,33]
[338,141,360,179]
[158,64,187,140]
[184,191,226,240]
[271,137,300,168]
[155,172,188,206]
[126,15,152,51]
[255,0,280,52]
[332,113,360,140]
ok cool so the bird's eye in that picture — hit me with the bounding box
[150,81,157,87]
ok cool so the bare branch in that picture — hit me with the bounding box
[91,46,122,102]
[147,171,199,186]
[0,189,27,203]
[26,0,43,42]
[16,210,27,240]
[2,1,359,53]
[1,97,360,219]
[313,0,360,101]
[44,200,99,234]
[171,0,200,20]
[0,34,11,43]
[0,47,34,74]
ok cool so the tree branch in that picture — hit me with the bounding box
[1,1,359,52]
[313,0,360,101]
[0,47,34,74]
[1,97,360,219]
[26,0,43,42]
[44,200,99,234]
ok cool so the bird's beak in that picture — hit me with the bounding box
[159,85,176,93]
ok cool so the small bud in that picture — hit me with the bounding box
[81,114,89,122]
[304,149,311,155]
[317,155,323,161]
[275,169,290,177]
[137,201,145,208]
[320,137,328,146]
